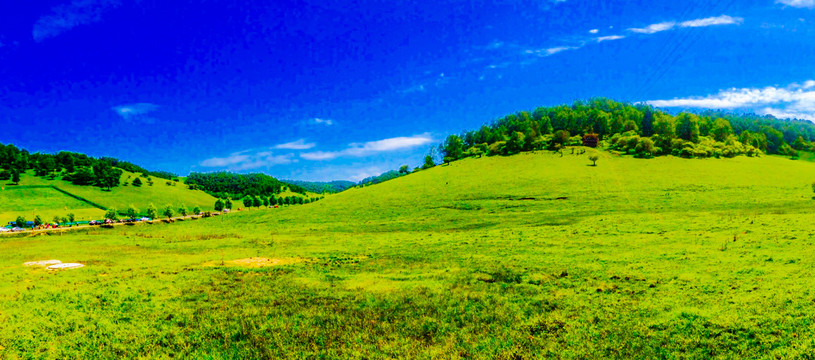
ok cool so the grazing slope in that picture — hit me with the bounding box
[3,152,815,358]
[3,170,217,222]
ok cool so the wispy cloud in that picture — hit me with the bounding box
[33,0,121,42]
[680,15,743,28]
[647,80,815,120]
[274,139,315,150]
[589,29,599,34]
[596,35,626,42]
[525,46,583,57]
[310,118,334,126]
[628,21,677,34]
[301,134,434,161]
[111,103,159,123]
[628,15,743,34]
[777,0,815,8]
[200,150,295,170]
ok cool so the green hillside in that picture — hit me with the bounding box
[2,169,217,223]
[3,151,815,358]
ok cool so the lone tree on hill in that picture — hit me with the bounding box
[588,155,599,166]
[422,155,435,169]
[178,206,187,217]
[163,205,174,219]
[192,206,201,215]
[146,203,158,219]
[214,199,224,211]
[11,171,20,184]
[132,177,142,187]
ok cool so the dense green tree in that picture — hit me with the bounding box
[399,165,410,174]
[252,196,262,208]
[178,206,187,217]
[676,113,701,143]
[162,205,174,219]
[67,213,75,224]
[263,197,269,207]
[441,135,465,162]
[422,155,435,169]
[11,170,19,184]
[15,216,25,228]
[243,197,253,208]
[34,215,42,227]
[711,118,733,142]
[126,205,138,219]
[214,199,224,212]
[104,208,118,221]
[146,203,158,219]
[132,177,142,187]
[225,198,233,209]
[192,206,201,215]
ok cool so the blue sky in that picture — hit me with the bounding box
[1,0,815,181]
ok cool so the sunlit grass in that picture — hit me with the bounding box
[2,151,815,358]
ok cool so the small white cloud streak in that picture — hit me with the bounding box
[589,29,599,34]
[647,81,815,121]
[596,35,625,42]
[311,118,334,126]
[629,21,676,34]
[680,15,743,27]
[274,139,316,150]
[33,0,121,42]
[200,150,294,170]
[300,134,434,161]
[111,103,159,123]
[777,0,815,8]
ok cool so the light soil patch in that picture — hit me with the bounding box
[23,260,62,267]
[47,263,85,270]
[204,257,307,268]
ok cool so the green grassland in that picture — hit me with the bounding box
[4,170,217,222]
[3,151,815,358]
[0,187,104,223]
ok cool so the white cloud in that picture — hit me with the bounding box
[647,80,815,121]
[589,29,599,34]
[596,35,625,42]
[629,21,676,34]
[680,15,743,28]
[525,46,582,57]
[628,15,743,35]
[200,150,294,170]
[300,134,434,161]
[33,0,121,42]
[111,103,159,123]
[310,118,334,126]
[777,0,815,8]
[274,139,315,150]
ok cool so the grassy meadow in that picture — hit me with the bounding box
[3,151,815,358]
[2,170,217,224]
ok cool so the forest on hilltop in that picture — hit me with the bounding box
[437,98,815,162]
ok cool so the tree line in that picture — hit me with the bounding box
[184,172,307,200]
[0,144,177,189]
[436,98,815,162]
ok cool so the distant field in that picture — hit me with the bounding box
[3,151,815,358]
[0,186,104,223]
[11,170,218,219]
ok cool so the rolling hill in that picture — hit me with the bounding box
[3,150,815,358]
[1,169,218,223]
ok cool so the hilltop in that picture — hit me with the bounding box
[3,150,815,358]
